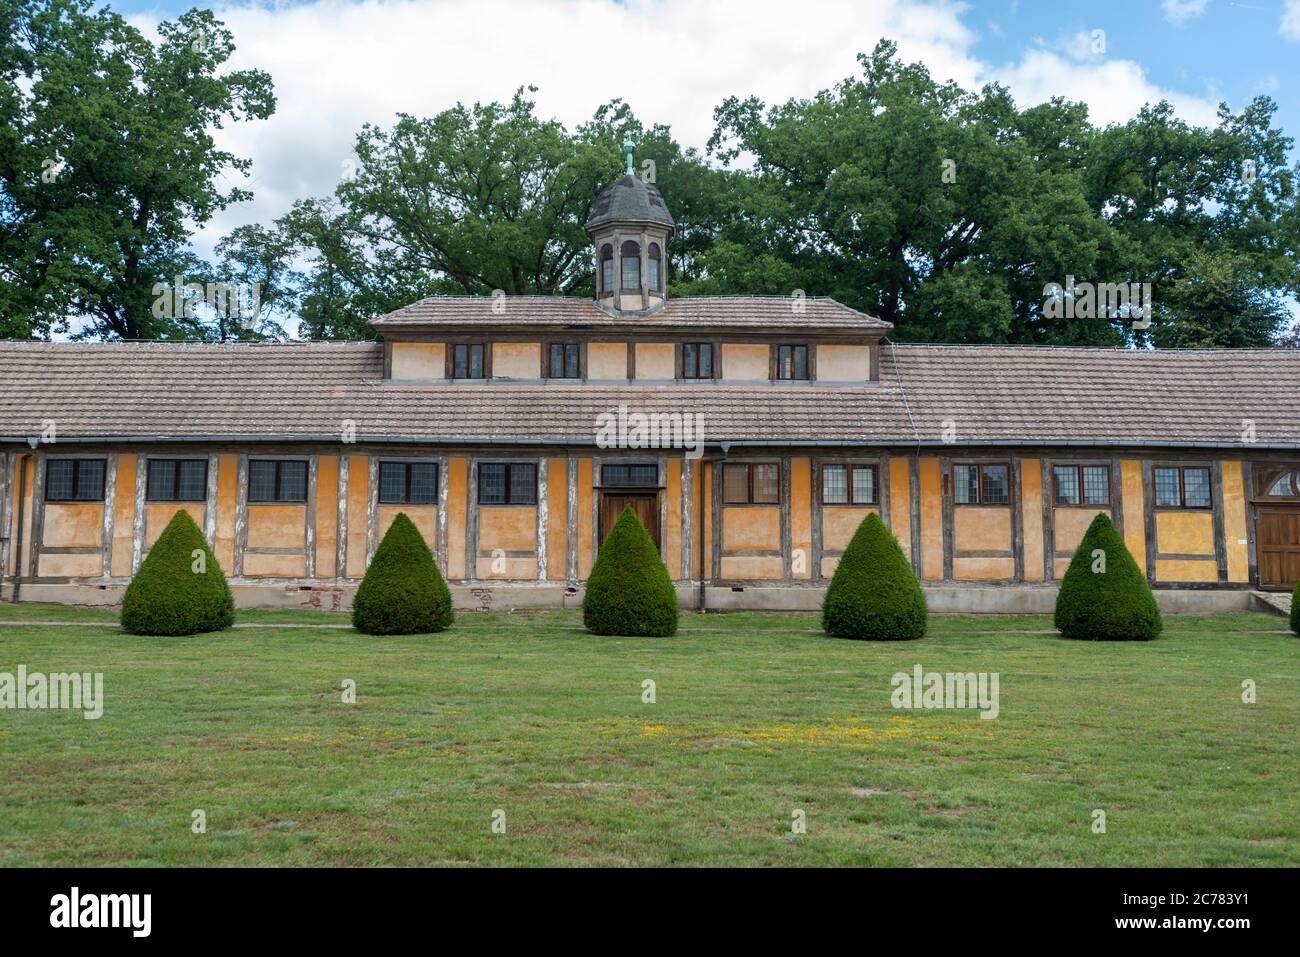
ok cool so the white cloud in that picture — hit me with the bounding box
[119,0,1222,254]
[1162,0,1208,25]
[1282,0,1300,42]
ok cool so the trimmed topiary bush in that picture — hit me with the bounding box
[352,512,453,635]
[121,509,234,636]
[583,506,678,637]
[1054,512,1162,641]
[1289,580,1299,635]
[821,512,927,640]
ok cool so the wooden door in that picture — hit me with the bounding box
[1255,507,1300,589]
[601,492,659,549]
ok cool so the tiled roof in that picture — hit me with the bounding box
[370,295,893,332]
[2,340,1298,449]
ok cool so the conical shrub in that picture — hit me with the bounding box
[821,512,926,640]
[121,510,234,636]
[1054,512,1162,640]
[583,506,678,637]
[352,512,453,635]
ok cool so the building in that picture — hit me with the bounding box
[4,152,1300,613]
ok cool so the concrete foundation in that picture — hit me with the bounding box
[0,579,1258,616]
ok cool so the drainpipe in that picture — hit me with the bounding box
[9,452,30,604]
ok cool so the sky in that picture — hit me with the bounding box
[102,0,1300,261]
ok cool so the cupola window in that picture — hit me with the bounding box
[648,242,662,292]
[599,244,614,296]
[621,240,641,291]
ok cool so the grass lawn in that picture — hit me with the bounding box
[1,603,1296,867]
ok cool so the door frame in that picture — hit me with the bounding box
[1247,461,1300,589]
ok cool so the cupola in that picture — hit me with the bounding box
[585,139,675,313]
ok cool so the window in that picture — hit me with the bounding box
[682,343,714,379]
[478,462,536,505]
[147,459,208,502]
[548,343,580,379]
[45,459,105,502]
[1053,465,1110,506]
[776,344,809,380]
[953,464,1010,505]
[248,460,308,503]
[821,464,878,505]
[452,343,486,379]
[621,240,640,291]
[600,244,614,295]
[1155,466,1211,508]
[723,462,780,505]
[378,461,438,505]
[648,242,662,292]
[601,463,658,487]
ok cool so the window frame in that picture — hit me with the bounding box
[599,243,614,296]
[679,341,718,380]
[476,461,538,506]
[247,459,309,504]
[377,460,440,506]
[43,457,107,503]
[620,240,641,292]
[447,341,489,380]
[647,242,662,292]
[600,462,660,488]
[820,462,879,506]
[774,343,811,381]
[952,462,1012,507]
[544,341,583,379]
[722,461,782,506]
[1153,464,1213,510]
[146,458,209,503]
[1052,463,1111,507]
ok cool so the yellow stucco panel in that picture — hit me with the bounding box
[577,459,594,577]
[315,455,339,579]
[146,503,203,547]
[475,555,539,579]
[953,555,1015,581]
[1155,511,1215,557]
[243,553,307,578]
[954,506,1011,553]
[1120,460,1146,573]
[1054,507,1108,555]
[722,506,781,553]
[816,344,872,381]
[345,455,369,579]
[635,342,675,379]
[823,506,878,552]
[247,504,306,550]
[889,456,911,562]
[1220,460,1249,583]
[664,458,681,579]
[379,504,437,549]
[790,457,812,580]
[720,555,783,580]
[721,343,769,380]
[492,342,541,379]
[586,342,627,380]
[38,552,102,578]
[547,458,567,581]
[390,341,445,379]
[1020,458,1043,581]
[446,457,468,580]
[213,454,238,573]
[479,505,536,554]
[919,457,943,580]
[42,503,102,549]
[1156,558,1218,583]
[110,453,137,577]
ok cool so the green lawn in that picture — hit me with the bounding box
[0,603,1296,866]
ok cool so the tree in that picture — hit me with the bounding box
[1054,513,1162,641]
[0,0,274,339]
[1154,248,1290,348]
[821,513,926,640]
[121,509,234,636]
[583,506,678,637]
[352,513,453,635]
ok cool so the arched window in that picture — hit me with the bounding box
[599,244,614,296]
[648,242,662,292]
[621,240,640,291]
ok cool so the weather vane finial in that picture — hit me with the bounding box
[623,138,635,176]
